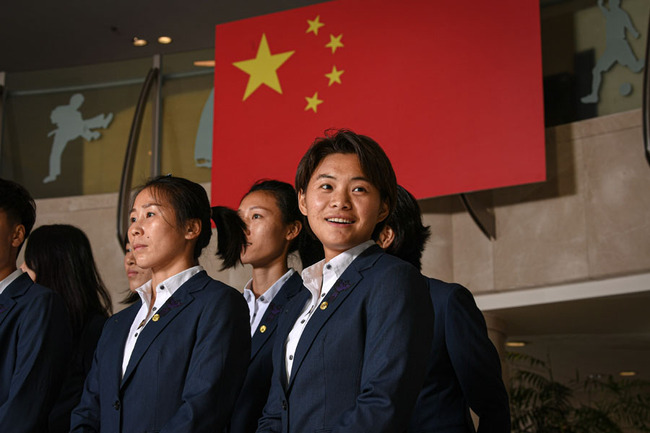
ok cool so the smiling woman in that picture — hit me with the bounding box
[257,129,434,433]
[70,175,251,433]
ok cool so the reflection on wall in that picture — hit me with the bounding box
[44,93,113,184]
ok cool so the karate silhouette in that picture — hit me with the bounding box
[44,93,113,183]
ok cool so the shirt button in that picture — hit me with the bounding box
[289,354,294,360]
[134,333,138,337]
[152,307,157,311]
[300,320,305,324]
[326,264,332,270]
[260,296,265,301]
[160,285,165,290]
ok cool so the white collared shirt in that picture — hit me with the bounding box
[0,269,23,295]
[121,265,203,377]
[284,241,374,381]
[243,269,295,337]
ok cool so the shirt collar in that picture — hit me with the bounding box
[243,268,295,303]
[135,265,203,308]
[0,269,24,295]
[301,240,375,299]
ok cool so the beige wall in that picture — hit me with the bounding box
[418,108,649,293]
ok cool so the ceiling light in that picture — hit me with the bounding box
[506,341,527,348]
[132,37,148,47]
[158,36,172,44]
[194,60,215,67]
[619,371,637,377]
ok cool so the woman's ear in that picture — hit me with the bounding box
[376,224,395,250]
[286,220,302,241]
[10,224,25,249]
[184,219,202,240]
[298,190,308,217]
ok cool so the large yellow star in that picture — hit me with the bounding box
[325,65,344,86]
[232,34,295,101]
[325,34,344,54]
[306,15,325,35]
[305,92,323,113]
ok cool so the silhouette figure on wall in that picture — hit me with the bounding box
[43,93,113,183]
[581,0,644,104]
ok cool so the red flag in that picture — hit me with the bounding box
[213,0,544,207]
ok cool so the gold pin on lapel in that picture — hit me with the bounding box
[152,314,160,322]
[259,325,267,333]
[320,301,328,310]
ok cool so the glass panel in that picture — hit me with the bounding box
[541,0,648,126]
[1,49,214,199]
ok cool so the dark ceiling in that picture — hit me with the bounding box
[0,0,325,73]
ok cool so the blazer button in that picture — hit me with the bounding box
[113,400,121,410]
[281,400,287,410]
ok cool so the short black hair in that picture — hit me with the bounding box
[295,129,397,238]
[384,185,431,271]
[134,175,211,261]
[0,178,36,254]
[295,129,397,214]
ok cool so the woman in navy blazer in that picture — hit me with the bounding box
[218,180,308,433]
[378,186,510,433]
[257,130,433,433]
[70,175,250,433]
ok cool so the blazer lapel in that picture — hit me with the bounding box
[106,304,140,386]
[0,274,31,326]
[121,276,202,387]
[0,294,16,327]
[279,288,310,391]
[251,273,303,360]
[287,246,383,390]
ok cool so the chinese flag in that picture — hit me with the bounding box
[213,0,544,207]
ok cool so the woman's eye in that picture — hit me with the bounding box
[319,183,332,190]
[353,186,367,192]
[146,211,155,218]
[252,214,261,219]
[129,217,136,223]
[126,247,132,253]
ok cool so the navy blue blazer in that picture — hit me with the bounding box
[0,272,72,433]
[408,278,510,433]
[70,271,251,433]
[257,245,433,433]
[228,272,305,433]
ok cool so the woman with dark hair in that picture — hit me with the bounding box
[21,224,111,433]
[257,129,434,433]
[214,180,307,433]
[70,175,250,433]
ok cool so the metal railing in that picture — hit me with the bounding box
[116,56,161,251]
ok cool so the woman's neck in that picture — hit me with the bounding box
[150,257,196,292]
[250,258,288,299]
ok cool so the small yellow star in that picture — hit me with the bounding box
[325,34,344,54]
[305,92,323,113]
[306,15,325,35]
[325,65,344,86]
[232,34,295,101]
